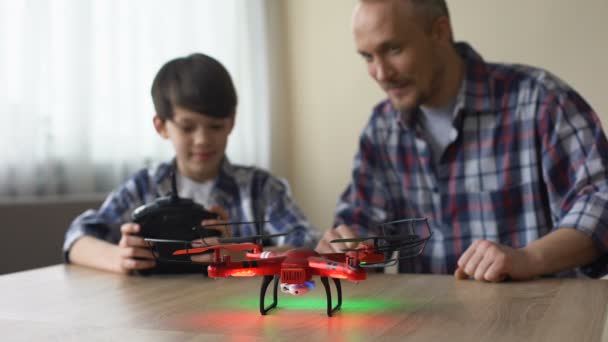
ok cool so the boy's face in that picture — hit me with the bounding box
[154,106,234,182]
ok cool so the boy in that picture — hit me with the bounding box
[63,53,318,274]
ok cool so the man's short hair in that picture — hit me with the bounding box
[151,53,237,120]
[360,0,450,32]
[408,0,450,31]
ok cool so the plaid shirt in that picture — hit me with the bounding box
[64,158,318,261]
[335,42,608,277]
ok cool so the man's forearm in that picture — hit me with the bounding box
[523,228,600,276]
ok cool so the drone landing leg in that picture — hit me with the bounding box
[259,275,279,315]
[320,277,342,317]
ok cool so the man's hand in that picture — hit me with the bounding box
[315,224,359,253]
[117,223,156,273]
[455,239,538,282]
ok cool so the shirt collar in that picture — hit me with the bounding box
[454,41,496,114]
[390,42,495,130]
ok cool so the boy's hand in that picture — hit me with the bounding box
[191,205,242,263]
[202,205,231,238]
[117,223,156,273]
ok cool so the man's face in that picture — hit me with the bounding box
[352,1,444,111]
[154,106,234,182]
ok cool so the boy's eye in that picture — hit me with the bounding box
[176,124,196,133]
[209,124,224,130]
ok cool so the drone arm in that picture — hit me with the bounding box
[208,256,284,278]
[308,257,366,281]
[317,252,348,262]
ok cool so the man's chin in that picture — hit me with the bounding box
[389,97,417,112]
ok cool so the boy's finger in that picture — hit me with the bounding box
[191,254,213,263]
[208,205,230,221]
[120,223,140,235]
[124,235,149,248]
[122,258,156,271]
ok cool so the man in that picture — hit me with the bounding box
[315,0,608,282]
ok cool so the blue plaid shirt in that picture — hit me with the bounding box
[336,42,608,277]
[64,158,318,261]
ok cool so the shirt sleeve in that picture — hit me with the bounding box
[259,174,319,249]
[538,87,608,277]
[62,169,152,263]
[334,115,394,237]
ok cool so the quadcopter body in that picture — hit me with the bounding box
[147,217,432,316]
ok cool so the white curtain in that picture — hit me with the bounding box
[0,0,275,198]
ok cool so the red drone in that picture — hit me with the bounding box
[145,217,432,317]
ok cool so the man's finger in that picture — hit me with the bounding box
[315,238,339,253]
[485,258,509,282]
[454,267,469,280]
[463,248,485,276]
[474,255,493,281]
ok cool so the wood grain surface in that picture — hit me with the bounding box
[1,265,607,341]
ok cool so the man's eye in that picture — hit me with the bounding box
[389,46,402,54]
[209,124,224,130]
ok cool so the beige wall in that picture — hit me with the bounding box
[282,0,608,231]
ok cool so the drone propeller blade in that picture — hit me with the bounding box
[340,247,366,252]
[173,242,262,256]
[217,228,296,244]
[330,237,376,244]
[144,237,192,244]
[359,259,398,268]
[200,220,270,229]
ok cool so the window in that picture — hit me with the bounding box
[0,0,277,197]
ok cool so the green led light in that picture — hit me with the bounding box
[225,296,414,313]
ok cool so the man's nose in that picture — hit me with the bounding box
[374,59,394,82]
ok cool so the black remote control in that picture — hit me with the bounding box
[130,165,222,274]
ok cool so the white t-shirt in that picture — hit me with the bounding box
[419,100,457,165]
[176,173,215,208]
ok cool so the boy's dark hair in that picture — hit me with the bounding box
[151,53,237,120]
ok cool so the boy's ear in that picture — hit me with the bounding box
[153,115,169,138]
[228,114,236,134]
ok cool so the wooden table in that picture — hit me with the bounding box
[1,265,607,341]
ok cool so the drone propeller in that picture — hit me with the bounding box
[331,234,424,252]
[172,242,262,256]
[216,228,296,244]
[359,259,398,268]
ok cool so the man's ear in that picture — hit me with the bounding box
[431,16,452,43]
[153,115,169,138]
